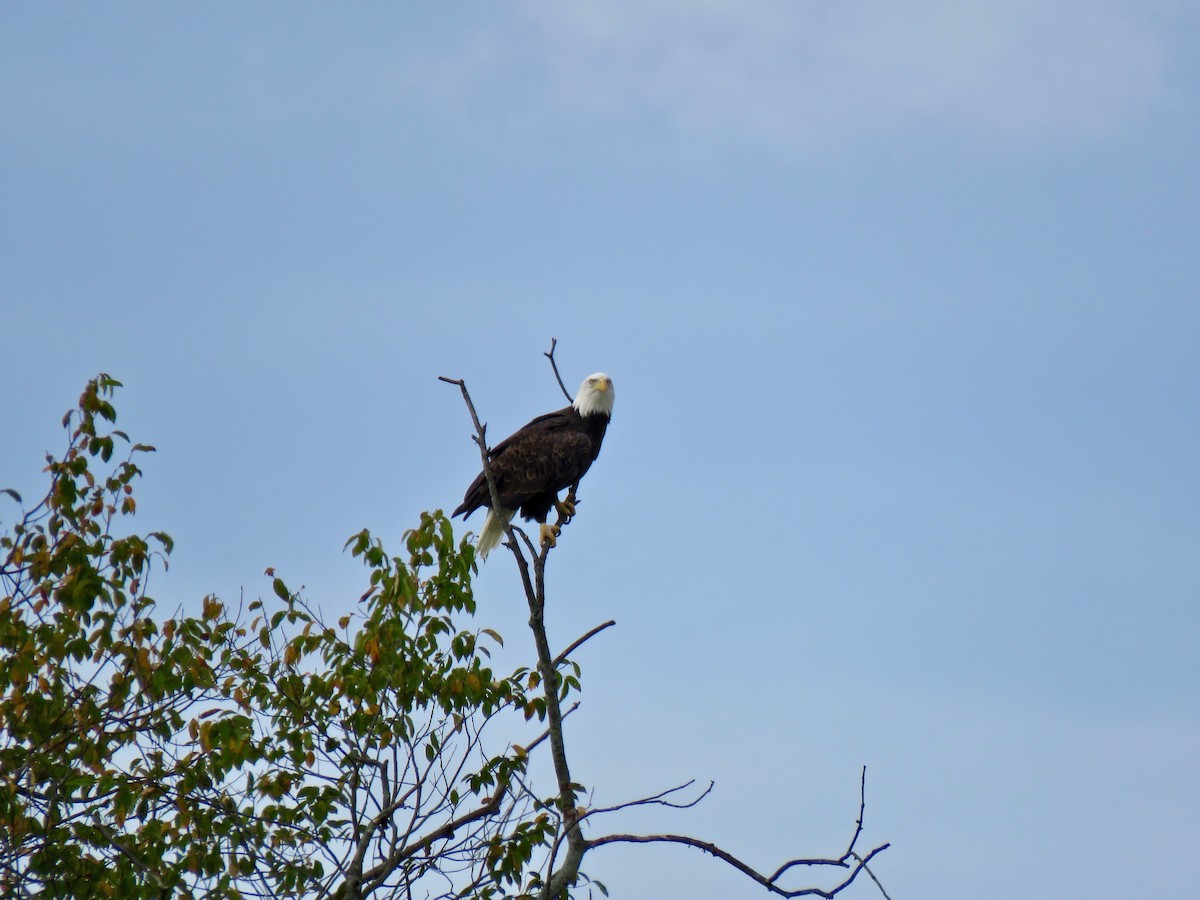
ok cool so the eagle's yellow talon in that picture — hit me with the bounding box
[539,523,560,548]
[555,497,577,519]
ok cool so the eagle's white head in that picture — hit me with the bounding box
[573,372,615,418]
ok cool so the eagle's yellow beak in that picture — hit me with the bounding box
[593,377,610,392]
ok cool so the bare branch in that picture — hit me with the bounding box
[437,375,567,796]
[553,620,617,669]
[849,851,894,900]
[543,338,574,403]
[439,375,538,586]
[581,767,889,898]
[525,568,586,899]
[771,766,871,884]
[581,779,713,822]
[585,832,889,899]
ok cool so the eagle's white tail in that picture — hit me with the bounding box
[477,508,515,560]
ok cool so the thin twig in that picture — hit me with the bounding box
[580,779,714,822]
[438,375,534,572]
[849,851,894,900]
[520,703,580,757]
[553,620,617,668]
[544,338,574,403]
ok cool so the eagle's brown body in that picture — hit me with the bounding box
[453,404,609,524]
[453,373,614,558]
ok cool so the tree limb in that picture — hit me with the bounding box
[438,375,539,587]
[443,358,587,897]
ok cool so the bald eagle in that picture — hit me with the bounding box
[453,373,614,559]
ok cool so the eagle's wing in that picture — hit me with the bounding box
[487,407,571,458]
[453,408,592,518]
[490,429,592,509]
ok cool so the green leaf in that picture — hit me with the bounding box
[149,530,174,554]
[272,577,289,601]
[1,487,20,504]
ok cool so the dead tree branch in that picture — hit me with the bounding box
[544,338,574,403]
[583,832,889,899]
[578,767,888,898]
[579,779,713,822]
[438,376,538,587]
[850,851,894,900]
[768,767,876,885]
[553,620,616,669]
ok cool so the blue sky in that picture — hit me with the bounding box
[2,3,1198,898]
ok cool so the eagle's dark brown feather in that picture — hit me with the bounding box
[453,405,609,524]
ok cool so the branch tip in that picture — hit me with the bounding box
[544,338,574,403]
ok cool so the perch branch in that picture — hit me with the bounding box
[441,371,582,900]
[438,375,536,582]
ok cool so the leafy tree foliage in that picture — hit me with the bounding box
[1,376,567,899]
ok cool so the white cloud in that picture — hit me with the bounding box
[402,0,1190,159]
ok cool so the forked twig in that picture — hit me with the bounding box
[438,376,537,587]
